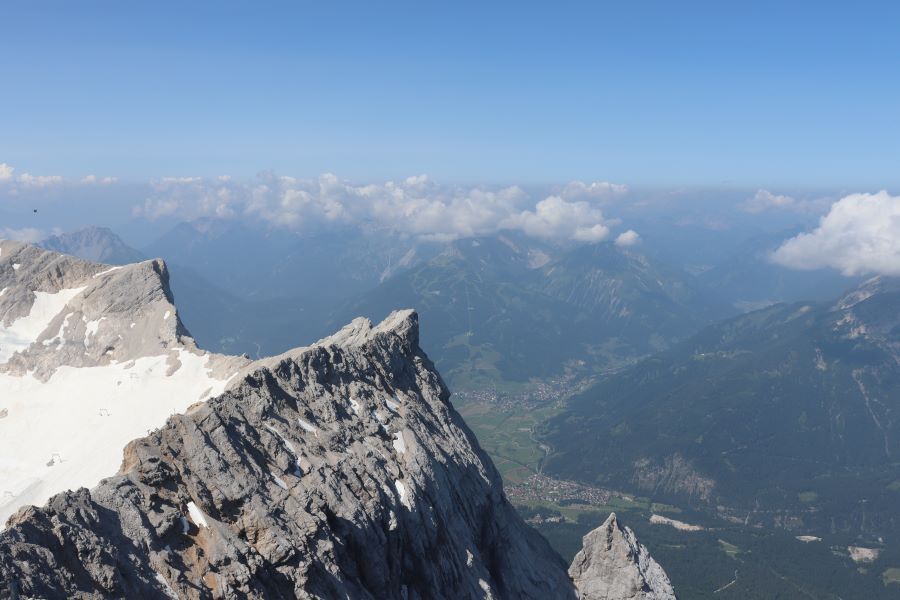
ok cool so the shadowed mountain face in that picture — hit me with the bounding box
[40,225,727,387]
[542,276,900,535]
[35,226,333,358]
[341,235,725,386]
[697,230,863,311]
[533,242,725,349]
[143,220,438,302]
[40,226,146,266]
[138,221,447,357]
[336,235,585,384]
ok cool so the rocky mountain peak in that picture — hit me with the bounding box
[569,513,676,600]
[0,305,577,598]
[39,226,145,266]
[0,239,226,380]
[0,242,247,525]
[319,308,419,349]
[0,242,674,599]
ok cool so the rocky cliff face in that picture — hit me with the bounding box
[570,513,676,600]
[0,240,245,525]
[0,242,675,599]
[0,309,575,598]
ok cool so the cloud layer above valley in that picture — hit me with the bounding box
[772,191,900,276]
[742,189,797,213]
[132,172,629,243]
[0,163,116,189]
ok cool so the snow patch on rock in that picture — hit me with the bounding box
[392,431,407,454]
[0,349,233,526]
[0,286,86,363]
[395,479,412,510]
[93,266,123,279]
[186,501,208,529]
[298,418,317,433]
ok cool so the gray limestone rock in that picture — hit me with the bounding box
[569,513,676,600]
[0,239,244,381]
[0,309,576,599]
[0,241,675,600]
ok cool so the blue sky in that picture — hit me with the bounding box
[1,1,899,187]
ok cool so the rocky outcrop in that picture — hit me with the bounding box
[0,242,676,599]
[0,241,246,525]
[631,454,715,502]
[0,239,243,380]
[0,310,578,599]
[569,513,676,600]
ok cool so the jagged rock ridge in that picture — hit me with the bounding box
[0,240,245,525]
[0,242,675,599]
[0,309,578,598]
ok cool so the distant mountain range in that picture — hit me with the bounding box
[40,226,333,357]
[39,223,866,391]
[42,225,735,386]
[142,219,438,301]
[336,233,727,386]
[697,230,864,310]
[24,221,892,596]
[542,276,900,538]
[41,227,145,265]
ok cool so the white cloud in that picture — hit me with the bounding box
[560,180,629,200]
[160,176,201,184]
[615,229,641,247]
[0,162,116,188]
[17,173,64,188]
[81,175,117,185]
[1,166,627,244]
[502,196,610,242]
[0,162,117,188]
[0,227,46,243]
[772,191,900,276]
[741,189,796,213]
[135,173,623,243]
